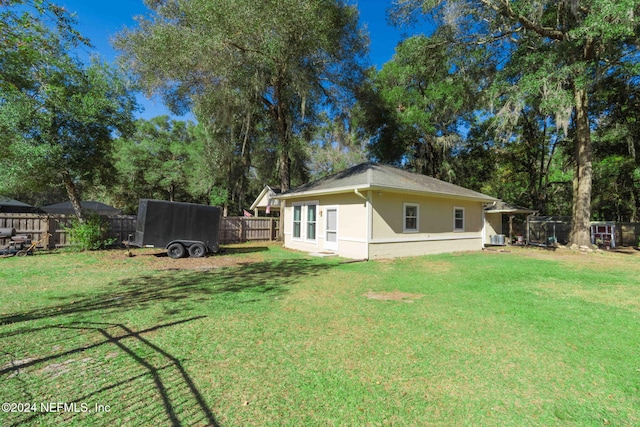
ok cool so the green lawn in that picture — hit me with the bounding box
[1,245,639,426]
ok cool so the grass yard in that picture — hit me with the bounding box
[1,244,639,426]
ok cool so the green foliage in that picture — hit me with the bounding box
[385,0,640,233]
[208,187,229,207]
[306,112,369,178]
[359,34,480,177]
[65,214,116,251]
[115,0,368,191]
[111,116,199,210]
[0,0,137,221]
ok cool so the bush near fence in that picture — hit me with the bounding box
[0,214,279,249]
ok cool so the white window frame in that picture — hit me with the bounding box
[291,201,319,241]
[403,202,419,233]
[292,204,303,239]
[306,204,317,241]
[453,206,465,232]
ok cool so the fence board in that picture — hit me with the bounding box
[219,217,279,244]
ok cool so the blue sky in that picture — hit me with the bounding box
[57,0,428,120]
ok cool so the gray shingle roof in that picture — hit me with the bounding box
[485,200,536,214]
[280,163,496,202]
[41,201,121,216]
[0,198,33,207]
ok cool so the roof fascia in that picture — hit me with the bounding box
[276,184,497,203]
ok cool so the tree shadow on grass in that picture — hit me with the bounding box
[0,258,334,327]
[1,317,219,426]
[0,257,336,426]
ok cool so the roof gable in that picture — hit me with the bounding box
[279,163,496,202]
[249,185,282,210]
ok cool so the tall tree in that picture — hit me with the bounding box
[392,0,640,246]
[360,34,482,178]
[110,117,199,211]
[0,0,136,221]
[115,0,368,192]
[590,70,640,221]
[306,112,369,178]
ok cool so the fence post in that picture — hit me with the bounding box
[45,216,56,249]
[278,200,285,241]
[241,218,247,242]
[270,218,275,241]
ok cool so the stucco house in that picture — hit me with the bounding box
[276,163,497,260]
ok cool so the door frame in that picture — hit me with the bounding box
[324,206,338,251]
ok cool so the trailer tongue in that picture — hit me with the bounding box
[133,199,222,259]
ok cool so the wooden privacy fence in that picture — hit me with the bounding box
[219,217,280,244]
[0,214,137,249]
[0,213,279,248]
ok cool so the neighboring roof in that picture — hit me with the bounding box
[278,163,497,202]
[0,198,33,208]
[485,201,537,214]
[0,198,39,213]
[41,201,121,216]
[249,186,282,210]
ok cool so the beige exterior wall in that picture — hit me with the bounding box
[371,192,484,238]
[282,193,368,259]
[484,214,502,243]
[368,192,484,259]
[368,237,483,259]
[283,190,487,260]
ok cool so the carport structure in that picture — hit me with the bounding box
[485,201,537,245]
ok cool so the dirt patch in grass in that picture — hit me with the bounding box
[102,243,275,271]
[363,290,425,303]
[508,246,640,271]
[534,281,640,311]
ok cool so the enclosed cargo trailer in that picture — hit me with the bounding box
[134,199,222,258]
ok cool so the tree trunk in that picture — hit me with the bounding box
[569,85,592,246]
[274,79,291,192]
[279,148,291,192]
[61,169,85,223]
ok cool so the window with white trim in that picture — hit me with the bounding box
[454,207,465,231]
[403,203,419,233]
[293,205,302,238]
[307,204,317,240]
[291,202,318,241]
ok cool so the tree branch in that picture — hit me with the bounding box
[480,0,566,41]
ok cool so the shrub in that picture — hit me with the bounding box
[65,214,116,251]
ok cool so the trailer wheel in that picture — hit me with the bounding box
[167,243,186,259]
[188,243,207,258]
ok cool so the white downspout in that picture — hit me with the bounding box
[354,189,370,260]
[354,188,368,203]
